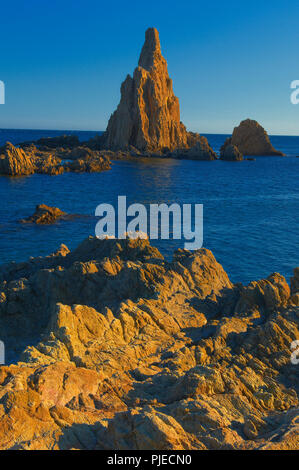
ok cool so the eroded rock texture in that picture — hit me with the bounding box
[0,237,298,450]
[223,120,285,156]
[103,28,201,152]
[19,205,67,224]
[220,143,243,161]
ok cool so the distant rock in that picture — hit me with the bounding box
[0,236,298,449]
[169,136,217,160]
[0,142,35,176]
[102,28,203,152]
[223,119,285,156]
[65,154,111,172]
[20,204,67,224]
[34,153,65,175]
[35,135,80,149]
[220,143,243,161]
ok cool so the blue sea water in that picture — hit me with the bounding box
[0,129,298,284]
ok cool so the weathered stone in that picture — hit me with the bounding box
[0,142,35,176]
[0,237,298,450]
[35,135,80,149]
[220,143,243,161]
[19,204,67,224]
[65,154,110,172]
[223,119,285,156]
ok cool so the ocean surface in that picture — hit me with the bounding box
[0,129,298,284]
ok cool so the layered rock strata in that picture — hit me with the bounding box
[102,28,206,153]
[0,237,298,450]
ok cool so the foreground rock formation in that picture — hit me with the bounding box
[101,28,207,153]
[0,142,111,176]
[223,120,285,156]
[0,236,298,450]
[19,205,67,224]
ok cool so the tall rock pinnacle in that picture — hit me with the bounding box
[103,28,196,152]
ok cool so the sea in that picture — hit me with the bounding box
[0,128,298,285]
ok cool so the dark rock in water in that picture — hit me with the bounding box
[220,143,243,161]
[0,142,35,176]
[65,153,111,172]
[19,204,67,224]
[169,136,217,160]
[35,135,80,149]
[101,28,204,152]
[246,157,256,161]
[223,119,285,156]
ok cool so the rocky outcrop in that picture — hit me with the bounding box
[220,143,243,161]
[0,142,35,176]
[34,135,80,149]
[34,153,65,175]
[102,28,202,152]
[64,154,111,173]
[19,204,67,224]
[0,236,298,450]
[223,119,285,156]
[169,136,217,160]
[0,142,111,176]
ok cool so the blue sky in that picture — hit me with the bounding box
[0,0,298,134]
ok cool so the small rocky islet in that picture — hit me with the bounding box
[0,28,297,451]
[0,28,285,177]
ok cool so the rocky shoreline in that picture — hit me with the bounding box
[0,236,298,449]
[0,28,286,178]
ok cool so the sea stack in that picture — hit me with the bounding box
[223,119,285,156]
[0,142,35,176]
[103,28,199,152]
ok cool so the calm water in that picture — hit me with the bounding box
[0,129,298,284]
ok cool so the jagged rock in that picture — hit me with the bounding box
[0,237,298,450]
[291,268,299,295]
[223,119,285,156]
[169,136,217,160]
[59,146,99,160]
[220,143,243,161]
[102,28,203,152]
[64,154,111,173]
[0,142,35,176]
[19,204,67,224]
[35,135,80,149]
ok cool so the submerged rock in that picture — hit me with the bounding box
[223,119,285,156]
[19,204,67,224]
[0,236,298,449]
[0,142,35,176]
[102,28,203,152]
[220,143,243,161]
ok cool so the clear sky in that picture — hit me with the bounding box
[0,0,298,134]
